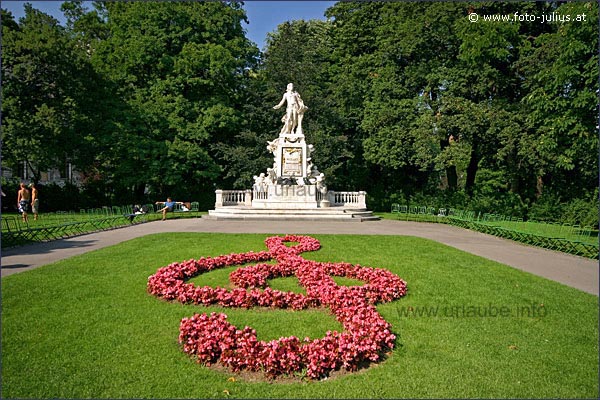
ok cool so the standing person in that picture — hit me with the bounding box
[155,197,182,221]
[29,183,39,221]
[17,182,30,222]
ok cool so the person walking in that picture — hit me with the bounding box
[30,183,39,221]
[17,182,30,222]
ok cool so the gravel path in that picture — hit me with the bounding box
[1,218,597,295]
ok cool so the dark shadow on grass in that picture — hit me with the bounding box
[0,263,31,270]
[1,238,100,257]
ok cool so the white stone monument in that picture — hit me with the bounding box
[250,83,325,209]
[209,83,376,221]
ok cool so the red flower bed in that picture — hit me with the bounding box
[148,235,407,379]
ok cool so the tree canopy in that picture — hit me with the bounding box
[1,1,597,220]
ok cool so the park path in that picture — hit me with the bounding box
[1,218,598,295]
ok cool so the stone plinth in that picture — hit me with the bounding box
[252,185,319,209]
[206,206,379,221]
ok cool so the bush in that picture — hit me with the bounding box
[1,177,21,212]
[561,191,599,228]
[527,193,562,222]
[529,190,598,227]
[466,191,528,218]
[39,182,82,212]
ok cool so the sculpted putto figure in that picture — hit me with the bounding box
[266,138,280,154]
[253,173,266,189]
[273,83,308,135]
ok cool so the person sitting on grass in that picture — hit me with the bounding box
[155,197,183,221]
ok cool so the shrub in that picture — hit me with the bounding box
[561,191,599,228]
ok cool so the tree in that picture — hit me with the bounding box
[326,2,467,198]
[324,0,595,209]
[211,71,275,189]
[325,2,388,193]
[1,5,97,183]
[81,1,259,201]
[519,1,598,200]
[261,19,352,188]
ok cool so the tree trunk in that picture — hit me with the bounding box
[510,176,519,193]
[465,146,479,195]
[536,176,543,198]
[134,183,146,201]
[446,166,458,190]
[440,139,457,190]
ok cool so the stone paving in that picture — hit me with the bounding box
[1,218,597,295]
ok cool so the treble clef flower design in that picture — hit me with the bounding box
[147,235,407,379]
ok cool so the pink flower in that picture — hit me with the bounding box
[148,235,407,379]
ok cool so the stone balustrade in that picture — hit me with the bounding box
[328,191,367,208]
[215,190,252,207]
[216,188,367,209]
[253,187,268,200]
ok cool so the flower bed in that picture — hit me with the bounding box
[148,235,407,379]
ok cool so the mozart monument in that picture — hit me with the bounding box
[207,83,377,221]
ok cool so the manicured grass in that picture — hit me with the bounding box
[1,210,206,234]
[2,233,598,398]
[1,211,207,249]
[490,219,598,245]
[377,212,598,245]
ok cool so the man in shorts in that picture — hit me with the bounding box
[30,183,39,220]
[17,182,30,222]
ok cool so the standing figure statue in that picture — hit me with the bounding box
[273,83,308,135]
[315,173,327,194]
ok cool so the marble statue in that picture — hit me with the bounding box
[253,173,266,189]
[315,173,327,194]
[267,138,280,154]
[273,83,308,135]
[211,80,370,216]
[266,168,277,184]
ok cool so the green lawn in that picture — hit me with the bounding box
[2,233,598,398]
[1,209,205,234]
[377,212,598,245]
[489,219,598,245]
[1,210,206,249]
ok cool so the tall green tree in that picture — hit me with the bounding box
[325,2,390,192]
[262,19,352,188]
[326,2,467,198]
[519,1,598,200]
[324,0,596,209]
[81,1,259,200]
[1,5,97,182]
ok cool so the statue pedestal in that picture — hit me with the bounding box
[274,135,308,179]
[252,185,319,209]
